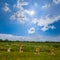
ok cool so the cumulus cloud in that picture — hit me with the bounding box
[32,15,60,31]
[31,18,38,24]
[10,0,29,24]
[28,27,35,34]
[0,34,28,41]
[0,33,60,42]
[41,26,56,31]
[10,0,37,24]
[10,10,26,24]
[41,26,49,31]
[13,0,28,9]
[53,0,60,4]
[37,15,60,26]
[3,3,11,12]
[2,0,60,32]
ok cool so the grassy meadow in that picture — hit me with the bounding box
[0,41,60,60]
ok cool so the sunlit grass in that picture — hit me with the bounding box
[0,42,60,60]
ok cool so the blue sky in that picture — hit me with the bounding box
[0,0,60,41]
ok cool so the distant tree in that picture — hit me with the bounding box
[15,40,20,42]
[45,41,50,43]
[0,39,3,42]
[4,39,9,42]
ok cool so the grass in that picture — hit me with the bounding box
[0,41,60,60]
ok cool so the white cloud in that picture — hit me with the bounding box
[50,26,56,29]
[13,0,28,9]
[3,3,11,12]
[31,18,38,24]
[53,0,60,4]
[41,26,56,31]
[10,10,27,24]
[32,15,60,31]
[11,0,36,24]
[42,4,50,9]
[28,27,35,34]
[10,0,29,24]
[0,33,60,42]
[37,15,60,27]
[0,34,28,41]
[41,26,49,31]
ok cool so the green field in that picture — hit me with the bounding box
[0,41,60,60]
